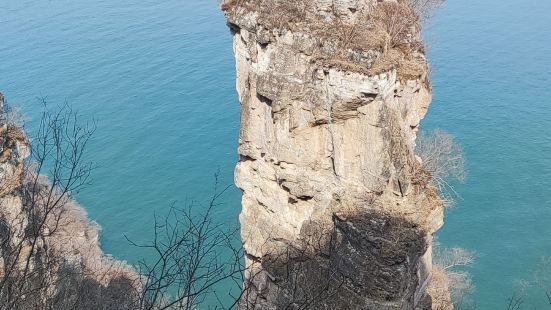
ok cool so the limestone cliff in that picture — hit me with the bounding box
[223,0,446,309]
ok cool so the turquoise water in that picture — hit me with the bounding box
[1,0,550,308]
[0,0,241,258]
[424,0,551,308]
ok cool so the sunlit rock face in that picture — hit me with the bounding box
[223,1,444,308]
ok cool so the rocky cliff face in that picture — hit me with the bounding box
[223,0,445,309]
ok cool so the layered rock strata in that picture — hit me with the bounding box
[223,0,445,308]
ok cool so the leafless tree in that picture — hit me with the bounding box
[508,257,551,308]
[505,291,525,310]
[416,129,466,207]
[0,101,96,310]
[127,174,246,310]
[128,185,349,310]
[434,246,475,272]
[433,240,475,309]
[370,1,420,52]
[533,257,551,305]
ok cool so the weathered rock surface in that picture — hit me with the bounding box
[223,1,445,309]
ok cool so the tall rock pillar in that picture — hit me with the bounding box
[223,1,445,308]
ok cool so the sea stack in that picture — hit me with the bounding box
[223,0,447,308]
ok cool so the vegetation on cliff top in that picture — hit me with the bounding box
[222,0,442,81]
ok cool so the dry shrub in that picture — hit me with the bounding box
[433,240,476,309]
[397,56,427,81]
[364,48,428,81]
[434,247,475,271]
[366,48,403,75]
[447,272,475,309]
[370,1,419,52]
[429,267,453,310]
[416,129,466,207]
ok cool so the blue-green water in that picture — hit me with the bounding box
[1,0,550,308]
[0,0,241,256]
[424,0,551,308]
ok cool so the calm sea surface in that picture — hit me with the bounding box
[1,0,550,308]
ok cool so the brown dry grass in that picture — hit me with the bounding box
[397,56,428,81]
